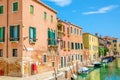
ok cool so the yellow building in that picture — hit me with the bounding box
[117,41,120,54]
[83,33,98,61]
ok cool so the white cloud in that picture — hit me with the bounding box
[47,0,72,7]
[82,5,119,15]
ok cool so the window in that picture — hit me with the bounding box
[80,55,82,62]
[72,55,74,61]
[64,57,66,67]
[71,42,74,49]
[12,2,18,12]
[43,55,47,63]
[44,12,47,20]
[61,57,63,68]
[63,41,66,48]
[0,5,4,14]
[30,5,34,14]
[68,41,70,49]
[13,49,17,57]
[114,44,116,47]
[74,28,76,35]
[0,27,5,42]
[75,43,77,49]
[80,30,82,36]
[0,49,3,57]
[29,27,36,42]
[52,62,54,67]
[10,25,20,41]
[77,29,79,35]
[51,15,53,22]
[81,43,83,49]
[70,27,72,33]
[67,27,69,34]
[48,29,56,45]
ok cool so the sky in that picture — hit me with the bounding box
[42,0,120,39]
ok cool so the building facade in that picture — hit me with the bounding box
[0,0,58,77]
[57,19,83,79]
[83,33,98,61]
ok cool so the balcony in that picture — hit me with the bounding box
[48,38,58,48]
[58,30,65,39]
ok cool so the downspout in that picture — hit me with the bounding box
[6,0,9,58]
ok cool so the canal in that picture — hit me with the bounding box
[78,58,120,80]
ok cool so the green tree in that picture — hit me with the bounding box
[104,48,109,56]
[98,46,104,57]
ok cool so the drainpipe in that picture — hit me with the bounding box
[6,0,9,58]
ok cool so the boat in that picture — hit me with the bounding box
[71,74,77,80]
[78,67,89,74]
[93,62,102,68]
[86,64,94,68]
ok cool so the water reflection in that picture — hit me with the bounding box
[78,58,120,80]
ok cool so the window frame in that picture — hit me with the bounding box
[10,25,20,41]
[12,1,19,12]
[0,27,5,42]
[44,12,47,20]
[0,49,3,57]
[0,5,4,14]
[30,5,34,14]
[29,27,36,43]
[13,49,18,57]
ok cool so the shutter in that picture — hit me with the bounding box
[33,28,36,42]
[17,25,20,41]
[50,30,52,45]
[48,29,50,45]
[0,6,3,14]
[0,28,2,42]
[10,26,14,41]
[2,27,5,42]
[29,27,31,39]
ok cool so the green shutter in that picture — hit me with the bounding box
[17,25,20,41]
[0,6,3,14]
[29,27,31,39]
[10,26,14,41]
[13,2,18,11]
[44,12,47,20]
[2,27,5,42]
[48,29,50,45]
[33,28,36,42]
[0,28,2,42]
[30,5,34,14]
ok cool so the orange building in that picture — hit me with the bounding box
[0,0,58,77]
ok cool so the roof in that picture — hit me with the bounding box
[33,0,57,14]
[57,18,83,29]
[83,32,98,38]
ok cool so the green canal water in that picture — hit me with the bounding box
[78,58,120,80]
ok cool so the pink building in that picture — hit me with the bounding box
[0,0,58,77]
[57,19,83,79]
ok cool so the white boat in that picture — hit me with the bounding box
[78,67,89,74]
[93,62,102,67]
[71,74,77,80]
